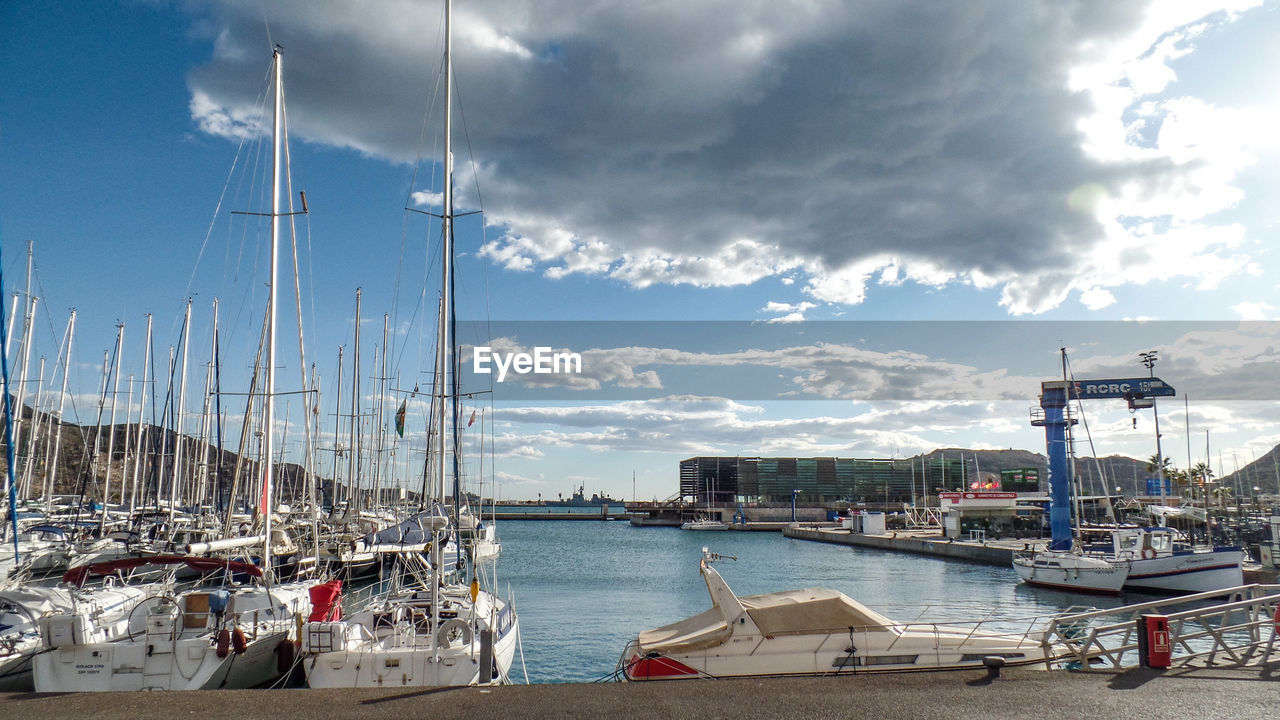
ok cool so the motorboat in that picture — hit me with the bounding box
[620,550,1069,680]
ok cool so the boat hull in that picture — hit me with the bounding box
[1012,554,1128,595]
[1122,548,1244,594]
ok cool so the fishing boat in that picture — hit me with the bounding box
[1096,527,1243,594]
[619,550,1069,680]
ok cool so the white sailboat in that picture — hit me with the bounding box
[300,0,519,688]
[1014,350,1129,595]
[621,550,1071,680]
[32,46,334,693]
[0,574,171,691]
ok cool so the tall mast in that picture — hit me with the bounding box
[169,299,192,522]
[43,309,75,504]
[444,0,462,520]
[349,288,362,511]
[262,44,284,580]
[100,323,124,533]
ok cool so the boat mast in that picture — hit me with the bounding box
[262,44,284,581]
[44,309,76,505]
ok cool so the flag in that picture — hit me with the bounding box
[467,409,476,427]
[395,399,407,438]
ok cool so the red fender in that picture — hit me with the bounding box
[215,629,231,659]
[231,627,248,655]
[275,639,296,675]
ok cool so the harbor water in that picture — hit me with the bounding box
[492,521,1132,684]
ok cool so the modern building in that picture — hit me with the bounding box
[678,455,970,506]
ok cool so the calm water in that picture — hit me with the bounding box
[491,521,1130,684]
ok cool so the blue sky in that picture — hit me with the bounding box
[3,1,1280,501]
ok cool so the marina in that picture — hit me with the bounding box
[2,1,1280,714]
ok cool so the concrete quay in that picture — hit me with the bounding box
[784,525,1028,565]
[4,665,1275,720]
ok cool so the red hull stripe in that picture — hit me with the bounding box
[625,655,701,680]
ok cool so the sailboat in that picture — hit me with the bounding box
[300,0,519,687]
[32,46,335,692]
[1013,350,1129,594]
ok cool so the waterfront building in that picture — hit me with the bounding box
[678,456,968,506]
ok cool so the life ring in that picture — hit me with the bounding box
[435,618,473,649]
[1141,547,1157,560]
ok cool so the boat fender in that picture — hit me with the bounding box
[231,627,248,655]
[215,628,231,659]
[436,618,473,649]
[1141,548,1156,559]
[275,639,296,674]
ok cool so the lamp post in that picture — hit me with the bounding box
[791,489,800,524]
[1139,351,1166,504]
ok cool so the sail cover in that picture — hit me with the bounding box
[359,506,449,548]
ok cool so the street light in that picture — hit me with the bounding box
[1138,351,1166,503]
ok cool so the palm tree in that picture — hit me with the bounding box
[1190,461,1213,484]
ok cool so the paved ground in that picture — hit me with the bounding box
[4,665,1277,720]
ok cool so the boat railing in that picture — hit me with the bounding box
[1042,583,1280,669]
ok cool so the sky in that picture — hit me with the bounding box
[2,0,1280,502]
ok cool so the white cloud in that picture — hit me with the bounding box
[1230,301,1274,321]
[184,1,1273,315]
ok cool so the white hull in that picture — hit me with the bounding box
[1013,552,1128,595]
[625,553,1067,680]
[1,581,167,691]
[34,580,315,692]
[303,587,518,688]
[1122,548,1245,594]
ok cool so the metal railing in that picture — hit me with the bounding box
[1042,584,1280,669]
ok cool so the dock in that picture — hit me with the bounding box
[4,666,1274,720]
[784,525,1025,565]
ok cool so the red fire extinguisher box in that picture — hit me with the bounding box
[1136,614,1172,668]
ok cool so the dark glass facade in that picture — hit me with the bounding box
[679,456,968,504]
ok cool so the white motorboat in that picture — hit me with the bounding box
[1012,549,1129,595]
[620,551,1069,680]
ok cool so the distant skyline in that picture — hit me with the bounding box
[2,1,1279,500]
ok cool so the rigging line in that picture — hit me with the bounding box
[181,62,273,332]
[1064,354,1110,500]
[392,45,449,379]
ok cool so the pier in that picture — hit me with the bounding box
[784,525,1022,565]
